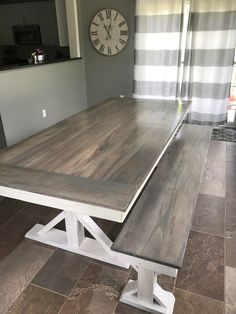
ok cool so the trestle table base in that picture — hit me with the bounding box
[25,210,129,269]
[25,210,177,314]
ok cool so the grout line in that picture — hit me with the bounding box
[58,259,94,313]
[173,273,177,292]
[113,265,134,314]
[190,227,225,239]
[190,229,225,240]
[197,192,225,201]
[58,297,69,314]
[66,259,90,294]
[174,287,224,304]
[29,283,68,298]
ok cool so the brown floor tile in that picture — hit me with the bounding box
[93,217,114,234]
[129,267,175,292]
[225,306,236,314]
[226,233,236,268]
[191,194,225,236]
[85,218,115,239]
[0,213,42,260]
[226,161,236,201]
[32,250,90,296]
[208,140,226,162]
[91,259,130,274]
[226,199,236,232]
[226,199,236,268]
[8,284,65,314]
[226,142,236,162]
[157,275,176,293]
[176,231,224,301]
[114,303,150,313]
[200,160,225,197]
[0,240,53,313]
[53,219,66,231]
[107,222,123,242]
[21,203,61,220]
[225,266,236,314]
[173,288,224,314]
[60,262,129,314]
[0,198,27,226]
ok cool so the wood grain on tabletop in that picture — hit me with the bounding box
[0,98,190,211]
[112,124,212,268]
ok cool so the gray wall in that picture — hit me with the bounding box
[0,115,7,149]
[0,0,135,146]
[0,59,87,146]
[80,0,135,106]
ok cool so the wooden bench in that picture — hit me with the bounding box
[111,124,212,314]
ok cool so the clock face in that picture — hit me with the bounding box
[90,9,129,56]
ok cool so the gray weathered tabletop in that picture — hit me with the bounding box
[0,98,190,221]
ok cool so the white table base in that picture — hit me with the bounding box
[115,253,177,314]
[120,271,175,314]
[25,210,129,269]
[25,210,177,314]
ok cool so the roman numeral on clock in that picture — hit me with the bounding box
[90,31,98,36]
[99,44,105,53]
[119,38,126,46]
[93,38,100,47]
[120,30,128,36]
[98,12,104,21]
[90,10,128,55]
[108,46,112,55]
[106,9,111,19]
[119,20,126,27]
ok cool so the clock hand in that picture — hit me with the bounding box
[106,26,112,39]
[108,22,112,39]
[103,23,112,40]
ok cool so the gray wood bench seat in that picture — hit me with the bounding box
[111,124,212,314]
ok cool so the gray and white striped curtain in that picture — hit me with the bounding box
[133,0,183,100]
[134,0,236,124]
[182,0,236,124]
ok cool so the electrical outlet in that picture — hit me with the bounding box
[42,109,47,118]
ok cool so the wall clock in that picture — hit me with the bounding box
[90,9,129,56]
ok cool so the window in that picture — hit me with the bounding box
[228,49,236,124]
[230,49,236,103]
[178,0,190,97]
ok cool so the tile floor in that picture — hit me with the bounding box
[0,139,235,314]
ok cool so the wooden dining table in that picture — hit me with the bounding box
[0,97,190,267]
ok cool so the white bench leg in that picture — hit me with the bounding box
[120,267,175,314]
[25,210,129,269]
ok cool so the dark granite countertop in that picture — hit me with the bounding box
[0,57,82,71]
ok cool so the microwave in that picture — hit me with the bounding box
[13,25,42,45]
